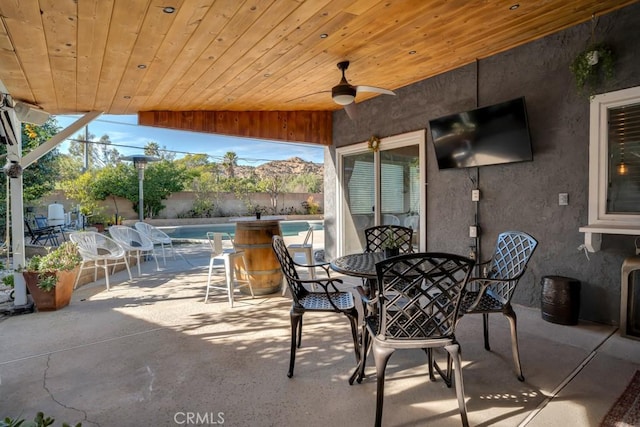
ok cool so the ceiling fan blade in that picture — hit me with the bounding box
[286,90,330,103]
[344,102,357,120]
[356,85,396,96]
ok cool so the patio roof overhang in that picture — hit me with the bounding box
[0,1,636,145]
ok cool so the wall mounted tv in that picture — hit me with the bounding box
[429,97,533,170]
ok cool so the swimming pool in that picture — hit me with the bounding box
[160,220,323,240]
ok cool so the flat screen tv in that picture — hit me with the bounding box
[429,97,533,170]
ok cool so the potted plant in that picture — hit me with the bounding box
[22,241,82,311]
[0,411,82,426]
[382,229,401,258]
[570,42,615,97]
[89,213,107,232]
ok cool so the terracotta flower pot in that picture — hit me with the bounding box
[23,267,78,311]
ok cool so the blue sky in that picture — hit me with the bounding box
[53,114,325,166]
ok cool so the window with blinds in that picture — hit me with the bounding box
[347,159,408,214]
[347,159,374,215]
[607,102,640,214]
[381,162,404,213]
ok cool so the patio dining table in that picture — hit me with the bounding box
[329,252,387,280]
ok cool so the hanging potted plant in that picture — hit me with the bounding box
[22,241,82,311]
[570,42,615,97]
[570,15,615,98]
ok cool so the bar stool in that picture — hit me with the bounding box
[287,226,315,277]
[205,232,254,307]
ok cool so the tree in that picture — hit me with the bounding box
[0,119,61,203]
[258,175,286,214]
[281,173,323,193]
[222,151,238,178]
[67,131,120,169]
[61,170,106,221]
[90,164,136,222]
[138,160,187,217]
[94,134,120,166]
[0,119,61,232]
[145,141,176,161]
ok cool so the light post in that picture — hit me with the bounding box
[121,155,158,221]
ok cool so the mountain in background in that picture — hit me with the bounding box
[234,157,323,178]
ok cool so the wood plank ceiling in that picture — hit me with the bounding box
[0,0,637,145]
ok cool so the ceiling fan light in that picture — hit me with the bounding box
[333,94,355,105]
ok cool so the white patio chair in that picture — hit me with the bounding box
[382,214,401,226]
[205,232,254,307]
[134,222,175,265]
[108,225,159,276]
[69,231,132,291]
[286,226,316,286]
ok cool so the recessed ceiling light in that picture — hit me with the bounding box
[320,33,328,39]
[163,6,175,14]
[264,73,271,78]
[509,4,519,10]
[137,64,147,69]
[409,50,417,55]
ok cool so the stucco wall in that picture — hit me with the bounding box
[36,190,322,221]
[326,3,640,324]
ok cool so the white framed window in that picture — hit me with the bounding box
[580,85,640,251]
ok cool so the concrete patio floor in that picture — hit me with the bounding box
[1,241,639,426]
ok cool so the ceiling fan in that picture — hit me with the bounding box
[290,61,396,120]
[331,61,396,119]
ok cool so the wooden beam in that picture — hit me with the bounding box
[138,110,332,146]
[21,111,103,168]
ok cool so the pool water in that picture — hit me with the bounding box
[160,220,323,240]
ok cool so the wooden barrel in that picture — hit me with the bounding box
[234,220,282,295]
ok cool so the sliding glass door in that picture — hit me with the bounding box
[337,130,425,255]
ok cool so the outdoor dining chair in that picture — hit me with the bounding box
[361,225,414,296]
[364,225,414,254]
[135,222,175,265]
[272,235,359,378]
[352,252,475,427]
[205,232,254,307]
[108,225,159,276]
[460,230,538,381]
[284,226,320,295]
[69,231,132,291]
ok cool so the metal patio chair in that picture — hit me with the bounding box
[24,218,59,246]
[283,226,330,295]
[361,225,414,296]
[272,235,359,378]
[460,230,538,381]
[352,252,475,427]
[364,225,414,254]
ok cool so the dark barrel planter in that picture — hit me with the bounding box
[541,276,581,325]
